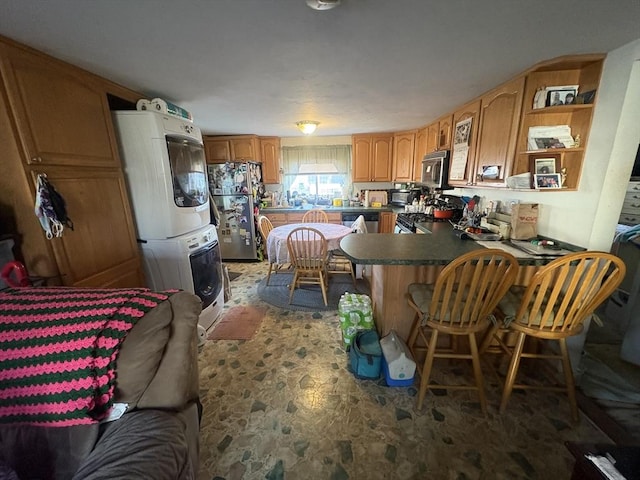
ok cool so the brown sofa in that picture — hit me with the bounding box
[0,290,202,480]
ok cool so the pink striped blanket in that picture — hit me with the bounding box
[0,287,175,426]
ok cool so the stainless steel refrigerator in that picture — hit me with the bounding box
[207,161,263,260]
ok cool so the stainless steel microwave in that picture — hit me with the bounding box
[388,188,422,206]
[420,150,451,191]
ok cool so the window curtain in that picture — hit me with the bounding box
[281,145,351,175]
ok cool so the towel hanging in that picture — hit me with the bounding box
[34,174,73,239]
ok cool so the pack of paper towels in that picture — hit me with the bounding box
[136,98,193,122]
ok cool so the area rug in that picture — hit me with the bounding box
[208,306,265,340]
[257,271,370,312]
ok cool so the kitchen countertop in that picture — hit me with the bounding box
[340,222,578,266]
[260,206,398,214]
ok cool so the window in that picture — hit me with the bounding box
[281,145,351,204]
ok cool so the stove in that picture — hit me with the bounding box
[395,211,462,233]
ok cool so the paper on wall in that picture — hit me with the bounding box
[450,117,473,180]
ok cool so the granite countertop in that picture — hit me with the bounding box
[339,222,569,266]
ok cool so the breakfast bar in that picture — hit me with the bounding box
[339,222,565,340]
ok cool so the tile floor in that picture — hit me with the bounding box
[197,261,612,480]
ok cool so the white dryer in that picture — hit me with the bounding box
[140,224,223,330]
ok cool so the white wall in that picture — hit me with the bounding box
[452,38,640,250]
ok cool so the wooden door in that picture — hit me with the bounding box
[231,136,259,160]
[260,137,281,184]
[437,114,453,150]
[204,138,231,162]
[379,212,396,233]
[0,46,118,168]
[448,99,481,187]
[29,167,144,287]
[352,135,372,181]
[392,132,415,182]
[413,127,428,182]
[426,122,439,153]
[476,77,525,186]
[370,134,393,182]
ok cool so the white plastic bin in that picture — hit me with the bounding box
[380,330,415,386]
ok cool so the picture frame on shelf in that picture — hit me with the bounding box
[576,89,596,104]
[546,89,577,106]
[529,153,560,188]
[532,155,558,174]
[534,173,562,189]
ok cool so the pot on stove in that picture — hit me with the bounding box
[433,209,454,219]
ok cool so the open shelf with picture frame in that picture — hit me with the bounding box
[513,54,604,191]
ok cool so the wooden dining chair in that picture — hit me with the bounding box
[326,215,363,287]
[327,249,356,287]
[302,208,328,223]
[481,251,625,422]
[257,215,283,285]
[407,249,519,413]
[286,227,329,306]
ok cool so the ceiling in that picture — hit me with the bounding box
[1,0,639,137]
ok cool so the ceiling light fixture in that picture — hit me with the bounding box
[305,0,341,11]
[296,120,320,135]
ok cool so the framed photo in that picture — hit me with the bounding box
[534,173,562,189]
[534,157,557,174]
[529,153,560,188]
[546,89,577,106]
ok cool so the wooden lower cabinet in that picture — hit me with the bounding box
[378,212,396,233]
[263,213,287,228]
[263,211,341,226]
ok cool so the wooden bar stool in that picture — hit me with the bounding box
[481,251,626,422]
[407,249,519,414]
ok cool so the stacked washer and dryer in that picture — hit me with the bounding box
[112,108,224,331]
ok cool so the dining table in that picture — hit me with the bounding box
[266,223,353,265]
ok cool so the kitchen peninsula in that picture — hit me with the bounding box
[339,222,572,340]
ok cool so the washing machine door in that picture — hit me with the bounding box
[190,240,223,309]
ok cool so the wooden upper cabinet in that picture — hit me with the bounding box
[437,114,453,150]
[448,99,481,187]
[260,136,281,184]
[0,45,118,168]
[204,138,231,162]
[231,136,259,160]
[370,134,393,182]
[475,76,525,187]
[425,122,439,153]
[351,134,393,182]
[413,127,428,182]
[512,55,604,190]
[204,135,260,162]
[352,135,373,182]
[392,131,415,182]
